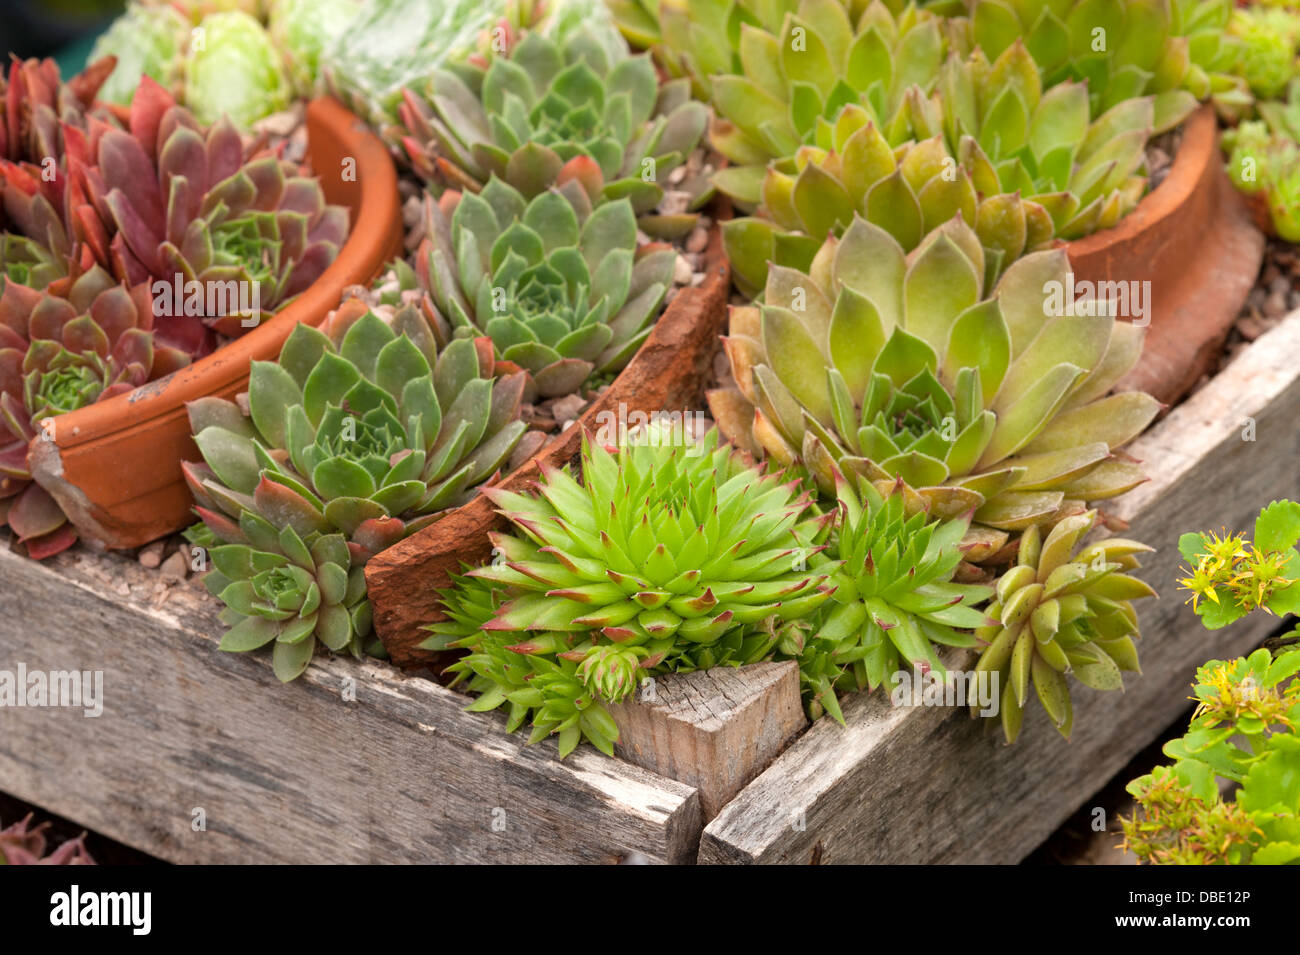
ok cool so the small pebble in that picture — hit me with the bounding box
[685,226,710,254]
[1264,289,1288,318]
[673,255,693,285]
[160,550,189,581]
[549,393,587,426]
[137,541,165,569]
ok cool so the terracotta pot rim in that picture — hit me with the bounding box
[1063,104,1216,258]
[39,98,400,453]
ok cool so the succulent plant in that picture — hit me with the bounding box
[1224,80,1300,242]
[204,519,372,681]
[394,26,710,236]
[89,2,191,107]
[415,181,675,398]
[65,76,349,356]
[710,215,1160,542]
[267,0,364,97]
[1225,5,1300,101]
[0,57,116,290]
[1123,501,1300,864]
[320,0,519,130]
[0,814,95,865]
[1,265,187,559]
[721,44,1171,294]
[974,511,1153,743]
[184,300,526,564]
[966,0,1241,117]
[183,11,294,129]
[795,470,994,722]
[422,426,835,756]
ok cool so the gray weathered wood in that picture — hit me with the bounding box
[699,308,1300,865]
[0,546,701,864]
[609,661,805,820]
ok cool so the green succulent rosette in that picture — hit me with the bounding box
[974,511,1153,743]
[709,215,1160,546]
[89,2,190,106]
[184,303,526,565]
[423,426,835,757]
[416,181,675,398]
[183,11,293,129]
[205,521,372,682]
[794,469,994,722]
[267,0,364,97]
[394,25,709,235]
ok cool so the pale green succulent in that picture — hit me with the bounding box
[184,11,293,128]
[89,2,190,106]
[710,215,1161,544]
[267,0,363,97]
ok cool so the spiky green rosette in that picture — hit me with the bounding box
[205,522,370,682]
[416,182,674,398]
[796,469,994,722]
[394,26,709,235]
[975,511,1154,743]
[184,302,526,566]
[1,265,187,559]
[709,215,1160,551]
[422,427,835,757]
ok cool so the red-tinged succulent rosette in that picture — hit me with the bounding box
[0,262,187,558]
[61,76,349,355]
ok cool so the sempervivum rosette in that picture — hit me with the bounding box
[416,181,674,399]
[184,301,527,565]
[710,215,1160,555]
[422,427,835,757]
[393,25,709,234]
[0,264,187,558]
[64,76,349,356]
[0,57,116,289]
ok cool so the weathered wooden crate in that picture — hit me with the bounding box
[2,308,1298,864]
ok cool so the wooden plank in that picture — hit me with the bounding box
[699,307,1300,865]
[609,661,806,821]
[0,546,701,864]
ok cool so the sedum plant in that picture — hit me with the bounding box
[65,76,348,357]
[185,302,527,570]
[1225,5,1300,101]
[794,469,994,721]
[1224,79,1300,242]
[709,215,1159,543]
[268,0,365,97]
[1,265,187,559]
[1122,501,1300,864]
[422,427,835,756]
[394,26,710,235]
[974,511,1153,743]
[415,182,675,398]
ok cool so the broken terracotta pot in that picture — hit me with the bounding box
[365,220,731,669]
[27,97,403,550]
[1065,105,1265,405]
